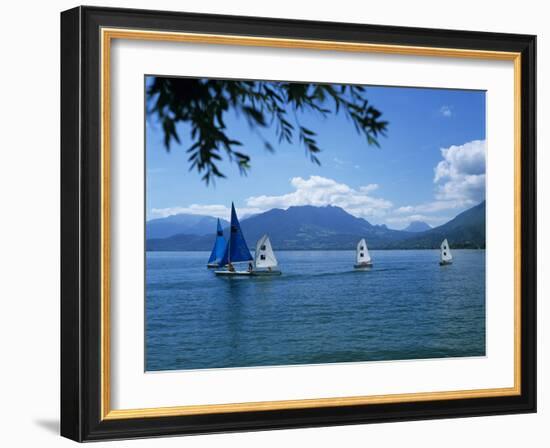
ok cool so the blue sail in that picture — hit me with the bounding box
[219,203,253,265]
[207,219,226,264]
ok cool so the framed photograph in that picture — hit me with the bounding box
[60,6,536,442]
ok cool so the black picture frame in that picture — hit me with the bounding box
[61,5,536,442]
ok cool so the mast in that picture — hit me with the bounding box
[220,203,253,265]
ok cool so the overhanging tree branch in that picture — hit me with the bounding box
[146,77,388,184]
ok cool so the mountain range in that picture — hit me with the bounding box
[403,221,432,232]
[388,201,486,249]
[146,201,485,251]
[146,214,229,239]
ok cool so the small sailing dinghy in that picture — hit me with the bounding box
[439,238,453,266]
[252,235,282,276]
[206,219,227,268]
[354,238,373,269]
[215,203,254,276]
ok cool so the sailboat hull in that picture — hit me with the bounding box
[214,270,253,276]
[439,260,453,266]
[354,262,373,269]
[214,269,281,277]
[252,269,282,276]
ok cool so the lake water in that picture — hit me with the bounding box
[146,250,485,371]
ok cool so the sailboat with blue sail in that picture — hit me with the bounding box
[206,219,227,268]
[215,203,255,276]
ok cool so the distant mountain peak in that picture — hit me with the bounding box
[275,204,373,226]
[146,202,485,251]
[403,221,432,232]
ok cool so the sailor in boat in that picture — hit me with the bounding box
[206,219,227,268]
[214,203,255,276]
[354,238,373,269]
[439,238,453,266]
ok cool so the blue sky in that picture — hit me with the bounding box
[146,78,486,229]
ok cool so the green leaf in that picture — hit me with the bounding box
[146,76,389,185]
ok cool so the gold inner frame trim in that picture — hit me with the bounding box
[100,27,522,421]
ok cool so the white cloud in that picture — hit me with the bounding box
[433,139,486,203]
[246,176,392,219]
[150,204,263,221]
[440,105,452,117]
[150,176,391,221]
[395,200,466,214]
[359,184,379,193]
[395,140,486,216]
[395,205,413,214]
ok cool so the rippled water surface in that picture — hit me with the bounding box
[146,250,485,371]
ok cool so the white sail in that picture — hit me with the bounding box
[356,238,371,264]
[254,235,278,269]
[440,238,453,262]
